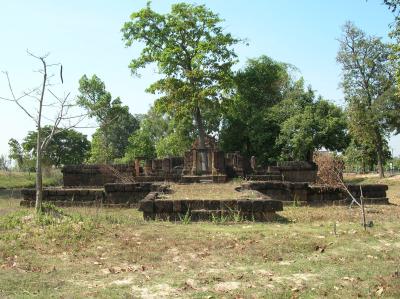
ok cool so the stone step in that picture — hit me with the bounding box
[181,175,227,183]
[245,174,283,181]
[199,180,213,184]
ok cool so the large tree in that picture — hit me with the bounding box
[77,74,139,162]
[124,106,193,160]
[21,126,91,167]
[337,22,399,177]
[220,56,291,164]
[276,95,349,161]
[221,56,348,164]
[122,2,239,171]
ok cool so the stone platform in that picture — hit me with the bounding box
[242,181,389,205]
[20,183,168,207]
[139,193,283,222]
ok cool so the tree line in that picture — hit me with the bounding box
[6,2,400,179]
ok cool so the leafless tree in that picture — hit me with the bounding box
[0,51,87,214]
[314,152,367,230]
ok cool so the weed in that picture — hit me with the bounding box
[0,210,29,229]
[179,209,191,224]
[232,210,243,223]
[211,212,229,224]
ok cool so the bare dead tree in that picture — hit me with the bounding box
[314,152,367,230]
[0,51,87,214]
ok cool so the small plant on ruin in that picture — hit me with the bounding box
[179,210,191,225]
[224,205,243,223]
[211,213,229,224]
[292,194,300,207]
[232,211,244,223]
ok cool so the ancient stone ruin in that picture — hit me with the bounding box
[139,194,283,222]
[20,137,389,221]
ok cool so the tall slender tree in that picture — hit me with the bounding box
[337,22,398,177]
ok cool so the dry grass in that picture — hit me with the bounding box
[0,175,399,298]
[160,181,264,200]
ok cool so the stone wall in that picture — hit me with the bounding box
[104,183,167,205]
[62,164,134,187]
[139,196,283,222]
[61,158,318,186]
[21,188,104,207]
[20,183,168,207]
[269,161,318,183]
[62,161,184,187]
[242,181,389,205]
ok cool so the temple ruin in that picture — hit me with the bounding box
[20,137,389,221]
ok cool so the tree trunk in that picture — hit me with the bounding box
[376,148,385,178]
[194,106,208,173]
[35,58,46,214]
[374,128,385,178]
[35,125,43,213]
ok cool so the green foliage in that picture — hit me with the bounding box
[77,74,113,123]
[125,129,156,160]
[88,129,113,163]
[344,139,392,172]
[179,210,191,224]
[221,56,348,163]
[155,131,191,158]
[337,22,398,176]
[122,2,239,145]
[22,126,90,167]
[78,75,139,162]
[277,97,349,161]
[0,210,28,230]
[220,56,291,164]
[8,139,23,169]
[388,156,400,171]
[124,107,193,160]
[8,138,35,171]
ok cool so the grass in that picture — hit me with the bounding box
[160,181,264,200]
[0,175,399,298]
[0,169,62,189]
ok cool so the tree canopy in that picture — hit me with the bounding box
[21,126,91,167]
[122,2,239,154]
[221,56,348,164]
[77,74,139,162]
[124,107,193,161]
[337,22,399,177]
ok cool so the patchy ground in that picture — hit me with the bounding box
[160,181,264,200]
[0,175,400,298]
